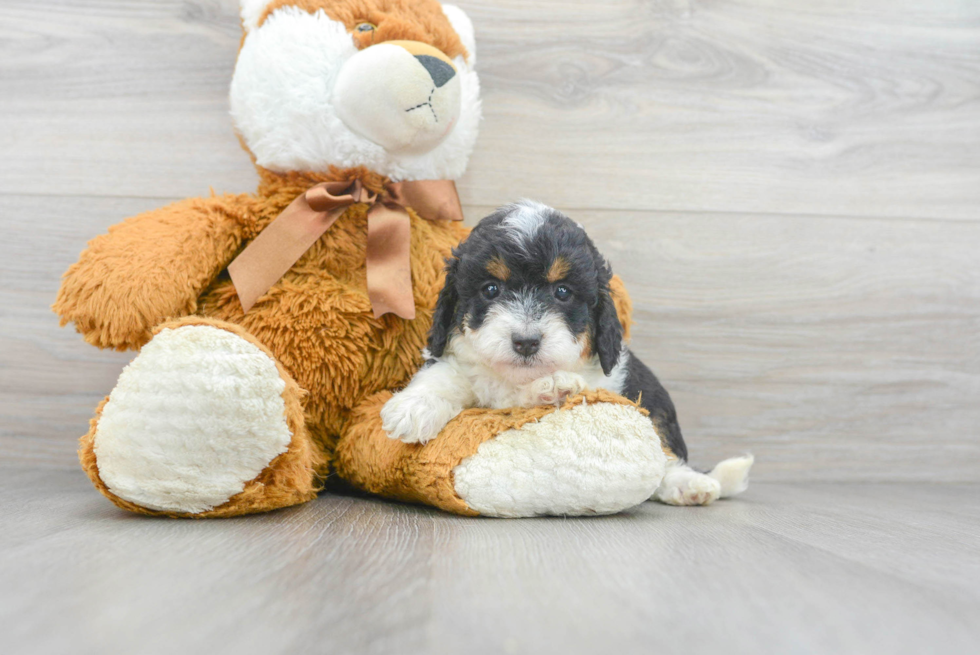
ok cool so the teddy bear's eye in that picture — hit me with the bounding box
[355,22,376,33]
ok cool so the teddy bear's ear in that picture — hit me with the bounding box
[239,0,273,33]
[441,4,476,66]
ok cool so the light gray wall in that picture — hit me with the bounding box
[2,0,978,479]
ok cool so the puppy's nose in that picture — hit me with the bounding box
[415,55,455,88]
[512,334,542,358]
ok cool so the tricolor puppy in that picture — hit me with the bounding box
[381,201,753,505]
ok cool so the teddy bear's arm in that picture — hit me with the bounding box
[53,194,254,351]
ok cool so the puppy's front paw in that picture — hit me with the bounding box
[381,391,458,444]
[518,372,588,407]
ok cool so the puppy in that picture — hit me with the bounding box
[381,200,753,505]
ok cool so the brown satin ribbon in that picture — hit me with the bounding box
[227,178,463,319]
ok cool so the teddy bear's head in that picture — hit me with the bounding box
[231,0,480,182]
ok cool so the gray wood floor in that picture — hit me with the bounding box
[1,469,978,655]
[2,2,980,653]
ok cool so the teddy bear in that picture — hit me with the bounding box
[52,0,677,519]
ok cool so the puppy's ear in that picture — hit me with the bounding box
[594,289,623,375]
[593,282,623,376]
[427,256,461,358]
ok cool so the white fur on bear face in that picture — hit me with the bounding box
[240,0,273,32]
[231,3,481,181]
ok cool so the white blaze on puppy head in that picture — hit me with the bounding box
[231,0,480,181]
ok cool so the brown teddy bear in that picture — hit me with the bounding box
[53,0,673,518]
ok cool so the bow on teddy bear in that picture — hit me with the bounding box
[53,0,674,519]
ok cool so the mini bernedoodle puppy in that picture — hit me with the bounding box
[381,201,753,506]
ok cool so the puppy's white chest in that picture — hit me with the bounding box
[470,375,526,409]
[465,359,624,409]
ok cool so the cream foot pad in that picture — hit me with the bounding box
[93,325,293,514]
[453,401,667,517]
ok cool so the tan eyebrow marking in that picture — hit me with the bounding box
[578,330,593,360]
[547,256,571,283]
[486,256,511,281]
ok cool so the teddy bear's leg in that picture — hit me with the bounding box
[78,317,324,518]
[337,390,667,517]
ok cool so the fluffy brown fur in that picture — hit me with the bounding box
[257,0,467,60]
[53,194,253,351]
[609,274,633,342]
[546,256,571,283]
[485,256,511,282]
[57,166,467,480]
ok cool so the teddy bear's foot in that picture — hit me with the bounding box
[453,398,667,517]
[80,318,321,518]
[339,390,667,518]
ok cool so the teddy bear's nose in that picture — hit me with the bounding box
[415,55,455,88]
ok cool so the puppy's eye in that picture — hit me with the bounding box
[481,282,500,300]
[554,285,572,301]
[355,22,376,33]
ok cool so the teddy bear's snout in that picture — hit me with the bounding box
[333,39,462,155]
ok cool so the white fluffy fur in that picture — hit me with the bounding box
[239,0,271,33]
[708,454,755,497]
[230,5,481,180]
[453,400,667,517]
[93,325,292,514]
[463,293,585,385]
[381,360,475,444]
[501,199,550,249]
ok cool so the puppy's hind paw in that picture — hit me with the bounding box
[653,468,722,506]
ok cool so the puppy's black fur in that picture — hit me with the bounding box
[621,354,687,461]
[428,203,689,462]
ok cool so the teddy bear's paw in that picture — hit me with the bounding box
[381,390,459,444]
[652,464,723,506]
[517,371,588,407]
[452,401,666,517]
[92,324,294,514]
